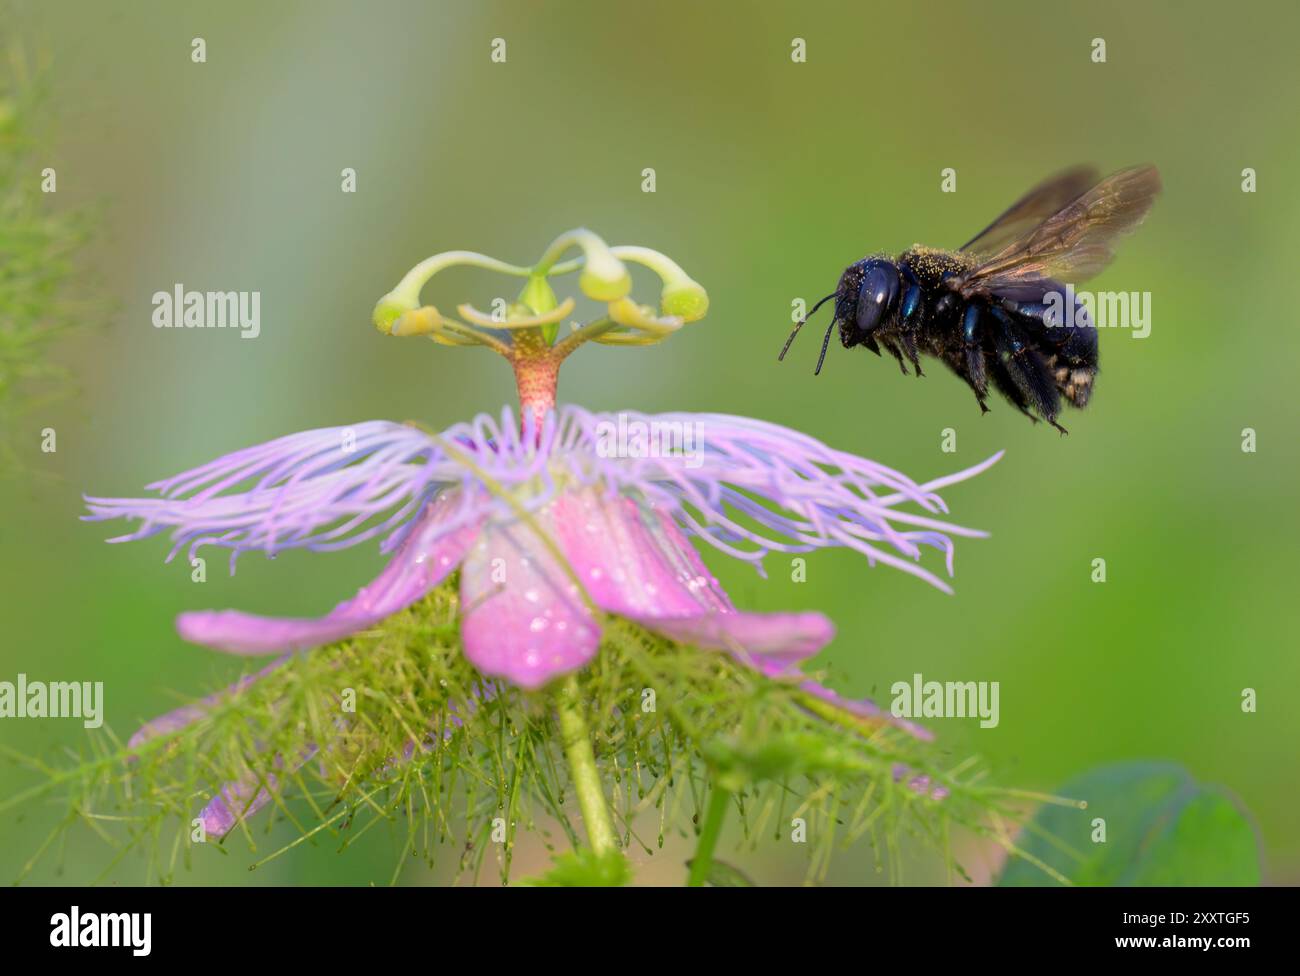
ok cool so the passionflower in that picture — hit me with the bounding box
[88,406,995,691]
[85,229,999,858]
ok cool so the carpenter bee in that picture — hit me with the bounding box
[779,165,1161,432]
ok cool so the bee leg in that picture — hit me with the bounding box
[1000,347,1061,424]
[965,343,988,398]
[939,350,988,413]
[1016,349,1063,427]
[966,375,990,413]
[900,333,925,376]
[880,337,910,375]
[986,345,1037,423]
[990,309,1062,427]
[957,306,989,411]
[970,372,990,413]
[965,352,989,412]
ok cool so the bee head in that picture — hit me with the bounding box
[778,259,898,375]
[839,259,900,348]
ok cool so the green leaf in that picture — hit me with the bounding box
[998,761,1260,887]
[516,849,632,887]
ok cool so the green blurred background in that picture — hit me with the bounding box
[2,0,1297,885]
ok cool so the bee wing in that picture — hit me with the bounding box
[959,165,1100,257]
[955,165,1161,301]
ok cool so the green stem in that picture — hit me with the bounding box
[382,250,532,309]
[687,785,731,887]
[610,244,690,284]
[551,316,618,360]
[533,228,608,275]
[557,676,617,855]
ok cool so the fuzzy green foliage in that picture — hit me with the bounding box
[518,848,633,887]
[4,575,1062,886]
[0,46,99,474]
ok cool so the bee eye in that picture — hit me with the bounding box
[855,262,899,334]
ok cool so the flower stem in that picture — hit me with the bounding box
[551,316,618,361]
[687,785,731,887]
[557,676,617,855]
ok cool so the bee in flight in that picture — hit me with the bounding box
[779,165,1161,432]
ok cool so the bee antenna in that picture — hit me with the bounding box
[778,292,837,362]
[813,317,837,375]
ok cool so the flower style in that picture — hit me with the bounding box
[370,229,709,429]
[85,229,998,844]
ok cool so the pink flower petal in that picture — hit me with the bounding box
[542,488,923,736]
[796,679,934,741]
[460,515,602,690]
[550,490,730,617]
[178,493,480,655]
[639,612,834,670]
[552,488,835,663]
[199,743,319,838]
[454,486,842,690]
[127,654,292,750]
[200,792,248,838]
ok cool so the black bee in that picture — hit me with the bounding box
[779,165,1161,432]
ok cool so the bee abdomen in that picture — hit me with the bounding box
[1003,294,1098,408]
